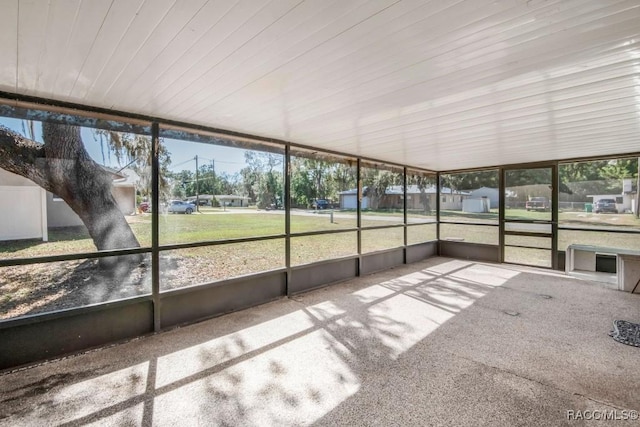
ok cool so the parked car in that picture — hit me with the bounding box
[139,201,151,213]
[265,203,282,210]
[167,200,195,214]
[525,196,550,212]
[313,199,330,210]
[594,198,618,214]
[313,199,339,209]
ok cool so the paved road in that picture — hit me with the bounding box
[197,208,435,224]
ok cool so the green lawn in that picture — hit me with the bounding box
[0,211,341,258]
[442,208,640,228]
[3,207,640,318]
[442,224,640,268]
[440,223,499,245]
[3,207,639,283]
[440,209,640,267]
[2,208,638,260]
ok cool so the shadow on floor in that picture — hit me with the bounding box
[1,257,639,426]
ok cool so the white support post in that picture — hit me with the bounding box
[40,189,48,242]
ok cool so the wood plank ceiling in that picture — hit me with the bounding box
[0,0,638,171]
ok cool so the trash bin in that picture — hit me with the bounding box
[585,203,593,213]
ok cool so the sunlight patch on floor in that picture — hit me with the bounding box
[425,259,474,275]
[305,300,347,321]
[152,330,360,426]
[351,284,396,303]
[156,310,315,388]
[377,270,438,291]
[407,283,479,312]
[450,263,520,287]
[22,362,149,425]
[83,403,145,427]
[366,293,457,359]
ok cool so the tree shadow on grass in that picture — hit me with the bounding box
[0,255,151,319]
[0,238,51,254]
[0,226,93,255]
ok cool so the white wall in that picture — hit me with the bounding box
[463,198,490,213]
[340,195,368,209]
[622,194,635,213]
[113,186,136,214]
[0,186,44,240]
[0,168,38,187]
[469,187,499,208]
[341,195,357,209]
[440,194,465,210]
[47,192,84,227]
[215,197,250,207]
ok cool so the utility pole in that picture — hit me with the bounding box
[195,155,199,212]
[212,159,215,198]
[207,158,215,209]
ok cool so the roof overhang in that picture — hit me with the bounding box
[1,1,638,171]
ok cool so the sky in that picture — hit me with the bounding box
[162,138,247,175]
[0,117,247,175]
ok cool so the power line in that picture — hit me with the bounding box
[170,158,194,168]
[199,156,241,164]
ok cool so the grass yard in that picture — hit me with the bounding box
[0,254,152,320]
[442,208,640,228]
[0,227,102,258]
[0,207,426,259]
[0,210,419,319]
[291,232,358,266]
[557,229,640,252]
[407,223,438,245]
[2,207,639,320]
[159,240,285,290]
[439,210,499,223]
[2,208,638,261]
[440,223,499,245]
[504,247,552,268]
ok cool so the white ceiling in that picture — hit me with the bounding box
[1,0,639,171]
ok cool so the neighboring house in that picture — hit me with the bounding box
[338,185,469,210]
[438,186,471,210]
[110,168,138,216]
[186,194,214,206]
[0,167,137,242]
[463,198,491,213]
[385,185,425,210]
[214,195,250,207]
[469,187,499,208]
[338,188,364,209]
[185,194,249,207]
[187,194,249,208]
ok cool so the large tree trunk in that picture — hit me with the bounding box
[0,123,140,268]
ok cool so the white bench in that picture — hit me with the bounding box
[565,244,640,293]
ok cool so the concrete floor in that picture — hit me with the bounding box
[1,257,639,426]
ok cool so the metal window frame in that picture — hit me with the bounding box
[2,91,639,332]
[500,162,558,269]
[0,95,438,335]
